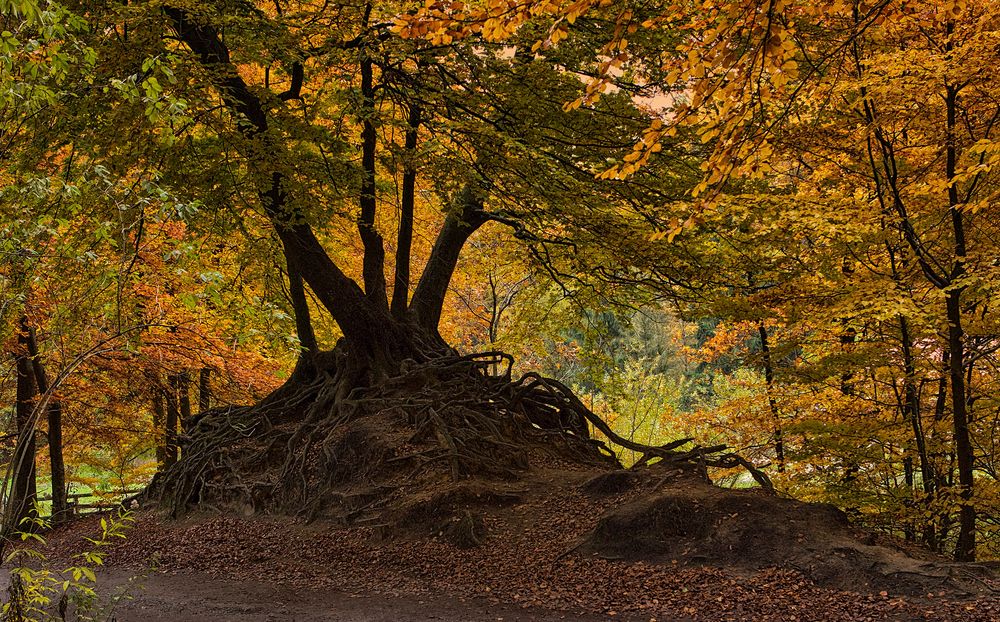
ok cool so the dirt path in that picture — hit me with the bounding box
[40,504,1000,622]
[96,570,644,622]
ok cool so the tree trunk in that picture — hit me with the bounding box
[839,324,856,396]
[23,327,68,524]
[286,250,320,382]
[947,291,976,561]
[898,315,936,548]
[9,331,37,530]
[198,367,212,413]
[164,9,408,359]
[152,391,167,471]
[175,373,192,433]
[846,17,978,558]
[391,104,421,319]
[943,74,975,562]
[902,455,915,542]
[410,184,489,334]
[358,47,389,308]
[934,350,949,423]
[163,8,471,378]
[164,381,179,468]
[757,322,784,473]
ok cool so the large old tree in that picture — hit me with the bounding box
[6,0,995,564]
[35,0,759,515]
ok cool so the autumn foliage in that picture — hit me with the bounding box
[1,0,1000,575]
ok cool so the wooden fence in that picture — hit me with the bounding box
[36,488,145,518]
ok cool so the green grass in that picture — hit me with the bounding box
[33,459,153,518]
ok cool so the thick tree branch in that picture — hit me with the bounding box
[410,183,489,332]
[392,103,421,319]
[278,61,303,101]
[164,6,404,355]
[285,248,318,361]
[359,50,389,307]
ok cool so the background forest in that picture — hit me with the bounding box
[1,0,999,567]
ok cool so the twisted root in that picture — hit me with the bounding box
[148,351,772,520]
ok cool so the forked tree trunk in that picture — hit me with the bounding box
[164,7,482,380]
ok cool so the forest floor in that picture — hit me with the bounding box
[40,466,1000,621]
[71,569,614,621]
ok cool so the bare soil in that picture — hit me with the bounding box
[40,462,1000,622]
[87,569,621,621]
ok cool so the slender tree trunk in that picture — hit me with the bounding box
[943,74,975,562]
[175,372,192,434]
[947,291,975,561]
[898,315,936,547]
[488,273,500,344]
[934,350,949,423]
[164,380,179,468]
[23,327,67,524]
[838,325,859,482]
[9,331,37,529]
[286,250,319,381]
[839,324,856,396]
[152,391,167,471]
[757,322,784,473]
[902,454,915,542]
[198,367,212,413]
[902,454,914,488]
[928,353,949,551]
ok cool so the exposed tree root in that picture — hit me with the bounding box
[147,351,771,523]
[508,372,774,492]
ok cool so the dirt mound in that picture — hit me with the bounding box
[579,469,640,495]
[133,354,997,613]
[148,355,617,523]
[391,482,523,547]
[149,354,774,530]
[575,467,999,596]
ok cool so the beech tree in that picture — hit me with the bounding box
[2,0,774,521]
[3,0,997,565]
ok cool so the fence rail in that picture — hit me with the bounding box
[36,488,145,518]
